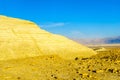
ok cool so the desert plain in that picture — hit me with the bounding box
[0,45,120,80]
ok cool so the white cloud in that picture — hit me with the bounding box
[70,30,86,39]
[40,22,65,28]
[71,31,83,35]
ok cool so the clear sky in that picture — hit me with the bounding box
[0,0,120,39]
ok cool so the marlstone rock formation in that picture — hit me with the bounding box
[0,15,96,60]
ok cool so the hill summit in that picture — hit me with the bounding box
[0,15,96,60]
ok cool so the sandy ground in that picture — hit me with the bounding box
[0,47,120,80]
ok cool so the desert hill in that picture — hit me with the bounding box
[0,15,96,60]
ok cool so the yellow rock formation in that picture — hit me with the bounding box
[0,15,96,60]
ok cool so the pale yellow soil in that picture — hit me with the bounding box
[0,47,120,80]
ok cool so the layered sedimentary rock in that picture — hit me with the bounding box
[0,15,96,60]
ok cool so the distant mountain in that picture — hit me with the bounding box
[105,36,120,44]
[72,38,105,45]
[72,36,120,45]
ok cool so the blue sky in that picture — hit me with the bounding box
[0,0,120,39]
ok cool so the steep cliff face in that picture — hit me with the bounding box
[0,16,96,60]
